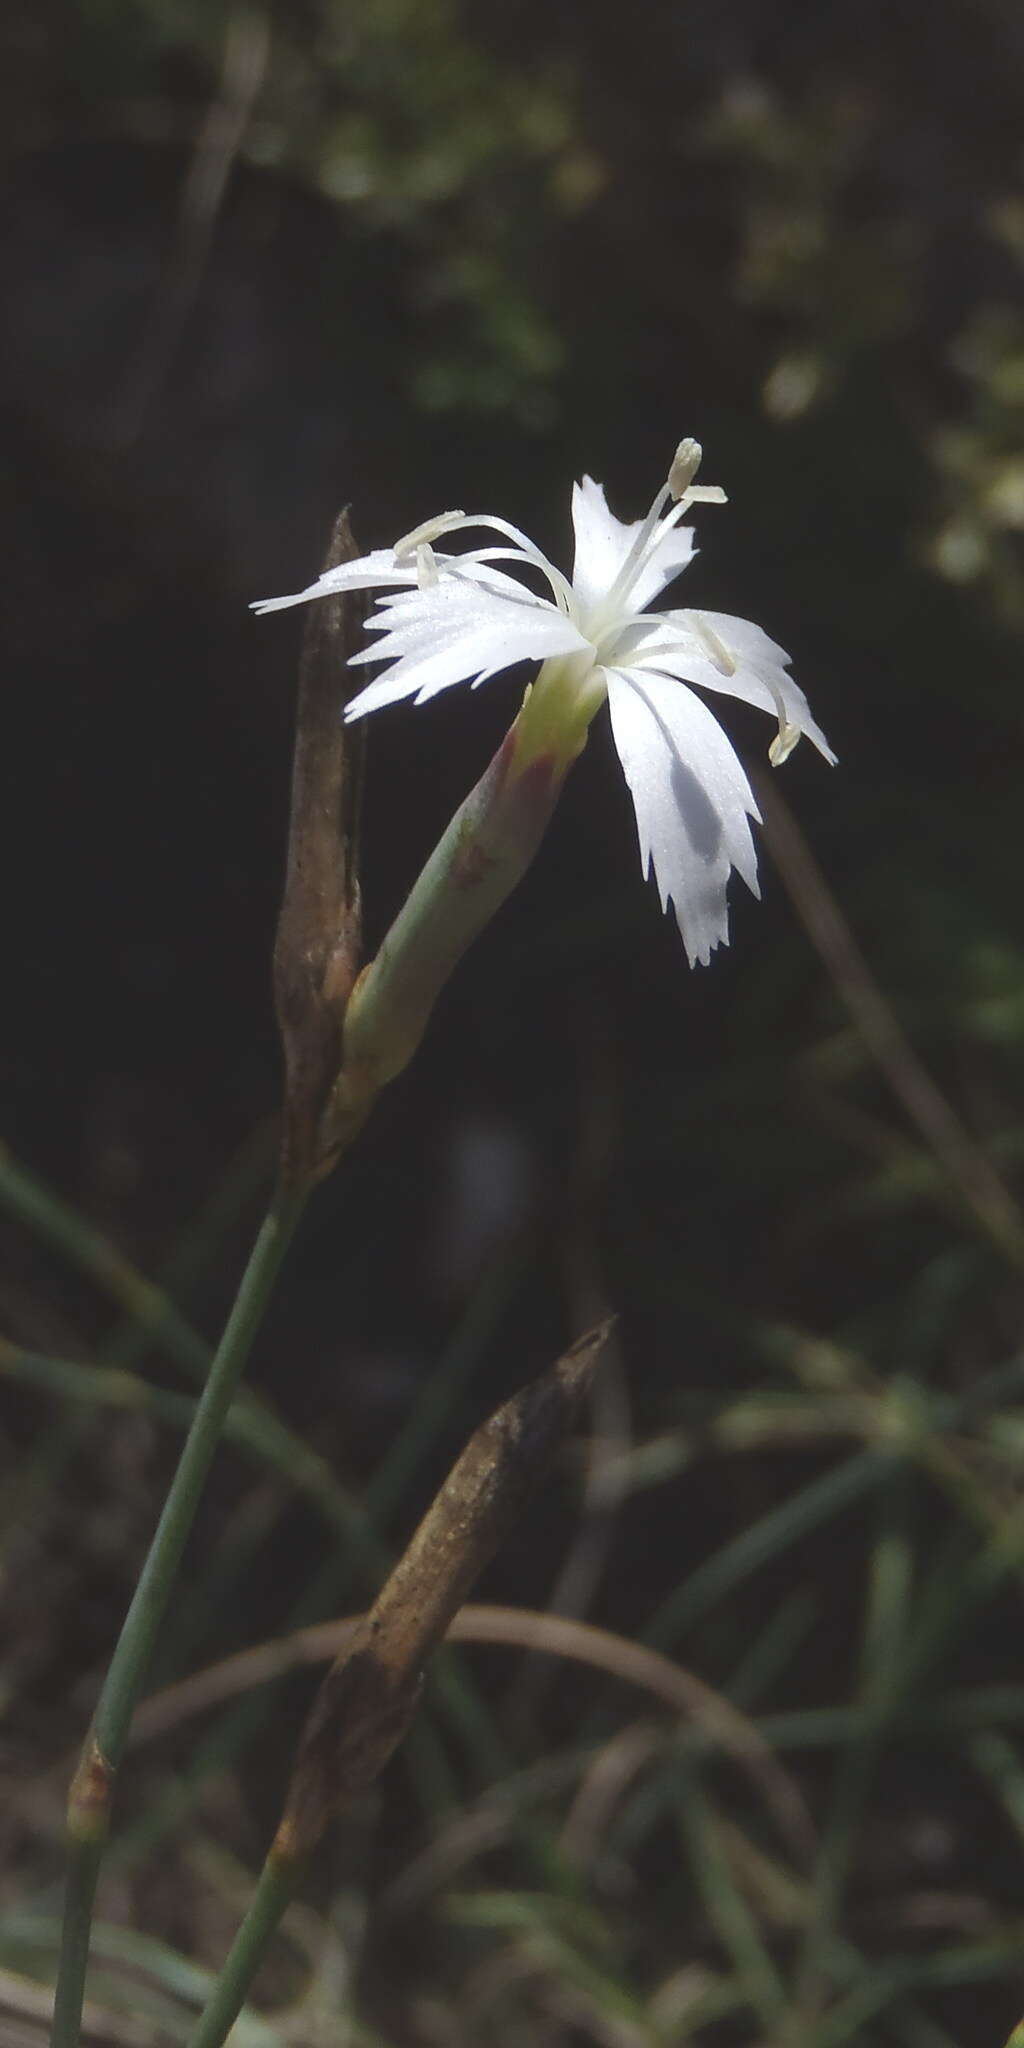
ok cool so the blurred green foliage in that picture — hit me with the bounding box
[15,0,1020,611]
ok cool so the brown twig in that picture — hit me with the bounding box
[275,1321,613,1862]
[755,770,1024,1266]
[273,510,365,1188]
[115,7,271,442]
[183,1326,613,2048]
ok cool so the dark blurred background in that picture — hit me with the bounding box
[2,2,1023,2042]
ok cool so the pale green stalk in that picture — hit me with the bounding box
[186,1851,303,2048]
[52,1186,306,2048]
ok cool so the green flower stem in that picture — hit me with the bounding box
[52,1185,307,2048]
[91,1191,305,1763]
[187,1850,304,2048]
[50,1844,103,2048]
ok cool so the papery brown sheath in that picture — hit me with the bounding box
[273,510,366,1188]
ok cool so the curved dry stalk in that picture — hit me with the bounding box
[115,6,270,440]
[559,1719,668,1869]
[380,1752,586,1915]
[755,770,1024,1266]
[130,1603,707,1739]
[133,1601,812,1859]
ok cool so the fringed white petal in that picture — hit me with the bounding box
[623,609,837,764]
[571,478,640,610]
[344,576,591,721]
[376,557,557,612]
[571,478,696,616]
[628,525,698,611]
[605,667,761,968]
[250,549,419,614]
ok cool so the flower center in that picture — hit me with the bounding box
[511,652,606,775]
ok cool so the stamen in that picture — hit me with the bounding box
[598,484,672,617]
[693,614,799,762]
[760,669,801,763]
[600,445,727,621]
[415,543,439,588]
[668,438,703,498]
[769,723,802,766]
[612,613,805,767]
[393,511,467,558]
[395,511,575,615]
[444,544,576,615]
[691,614,738,676]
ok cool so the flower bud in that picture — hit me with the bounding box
[327,699,574,1136]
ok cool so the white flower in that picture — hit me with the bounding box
[253,440,835,966]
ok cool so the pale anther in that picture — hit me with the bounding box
[668,439,703,499]
[692,614,738,676]
[415,544,439,588]
[769,723,802,766]
[393,511,466,560]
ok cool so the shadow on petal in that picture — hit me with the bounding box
[670,751,725,867]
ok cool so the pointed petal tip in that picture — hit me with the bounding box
[251,592,311,614]
[659,876,731,969]
[683,929,718,970]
